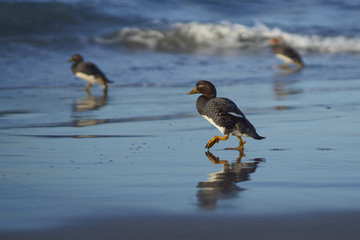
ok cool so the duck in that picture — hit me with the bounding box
[67,54,113,91]
[269,37,304,69]
[187,80,265,150]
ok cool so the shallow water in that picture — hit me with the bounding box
[1,0,360,234]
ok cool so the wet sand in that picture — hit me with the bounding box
[1,76,360,238]
[2,213,360,240]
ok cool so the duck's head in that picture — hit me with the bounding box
[187,80,217,98]
[269,37,283,45]
[67,54,84,63]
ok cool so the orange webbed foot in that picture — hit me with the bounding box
[205,135,229,149]
[225,136,246,150]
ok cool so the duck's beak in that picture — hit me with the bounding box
[187,86,199,95]
[67,58,73,63]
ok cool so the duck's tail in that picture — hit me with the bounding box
[254,134,265,140]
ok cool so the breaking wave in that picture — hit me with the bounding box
[95,21,360,54]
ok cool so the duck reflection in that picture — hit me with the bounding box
[73,91,108,112]
[72,91,109,127]
[274,66,302,77]
[272,65,303,100]
[273,81,302,100]
[197,151,264,210]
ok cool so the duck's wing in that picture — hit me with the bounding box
[208,98,264,139]
[214,97,246,118]
[77,62,113,83]
[274,45,303,64]
[204,98,246,129]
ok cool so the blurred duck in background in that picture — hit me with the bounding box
[269,37,304,69]
[67,54,113,92]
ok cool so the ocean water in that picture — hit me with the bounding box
[1,0,360,232]
[1,0,360,88]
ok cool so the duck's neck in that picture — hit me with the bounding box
[71,61,81,73]
[196,95,213,115]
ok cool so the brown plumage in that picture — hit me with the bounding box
[67,54,113,92]
[269,37,304,69]
[188,80,265,150]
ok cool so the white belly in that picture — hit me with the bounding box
[202,115,226,135]
[75,72,101,84]
[202,115,251,137]
[275,54,294,64]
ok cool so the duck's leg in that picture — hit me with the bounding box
[101,84,107,92]
[238,136,246,149]
[226,136,246,150]
[99,77,108,92]
[84,83,91,92]
[205,135,229,149]
[296,61,303,69]
[280,63,289,69]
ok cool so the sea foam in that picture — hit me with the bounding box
[95,21,360,54]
